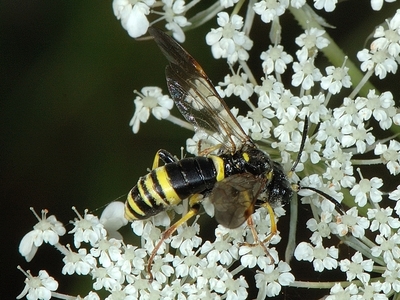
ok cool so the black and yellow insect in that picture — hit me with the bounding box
[125,27,303,278]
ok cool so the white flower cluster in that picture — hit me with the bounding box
[18,1,400,300]
[113,0,191,41]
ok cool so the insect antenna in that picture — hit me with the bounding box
[290,116,309,174]
[299,186,346,215]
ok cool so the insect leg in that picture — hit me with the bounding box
[260,202,277,244]
[241,214,275,264]
[198,143,222,156]
[147,193,202,281]
[152,149,178,169]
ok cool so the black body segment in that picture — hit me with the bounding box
[125,156,218,221]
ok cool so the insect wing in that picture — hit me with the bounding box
[149,27,252,152]
[210,173,265,229]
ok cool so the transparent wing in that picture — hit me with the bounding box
[149,27,253,153]
[210,173,265,229]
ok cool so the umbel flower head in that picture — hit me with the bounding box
[17,2,400,300]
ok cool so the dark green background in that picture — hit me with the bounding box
[2,1,399,299]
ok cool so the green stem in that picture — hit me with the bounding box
[351,158,384,165]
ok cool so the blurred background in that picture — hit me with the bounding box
[1,0,399,298]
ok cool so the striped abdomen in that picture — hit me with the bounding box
[125,156,219,221]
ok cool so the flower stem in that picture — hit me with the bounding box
[165,115,194,131]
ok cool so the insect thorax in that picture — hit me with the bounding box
[218,148,273,178]
[261,161,293,207]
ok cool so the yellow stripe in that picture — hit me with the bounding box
[155,168,181,205]
[210,156,225,182]
[143,173,165,206]
[125,192,145,220]
[266,170,273,182]
[137,178,154,208]
[242,152,250,162]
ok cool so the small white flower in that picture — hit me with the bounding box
[19,208,66,262]
[195,263,230,293]
[90,238,123,268]
[292,58,322,90]
[219,0,240,8]
[339,251,373,284]
[162,0,191,43]
[254,261,295,298]
[106,284,139,299]
[273,106,300,143]
[239,244,276,269]
[170,222,202,256]
[254,75,284,106]
[356,90,396,130]
[332,207,370,238]
[117,244,146,276]
[298,136,321,164]
[150,253,175,283]
[253,0,289,23]
[375,140,400,175]
[218,69,254,100]
[299,93,329,124]
[323,159,355,189]
[326,283,359,300]
[316,119,341,147]
[81,291,101,300]
[224,275,249,300]
[17,268,58,300]
[112,0,155,38]
[246,101,274,141]
[371,9,400,57]
[201,235,239,265]
[172,251,202,278]
[294,242,338,272]
[389,185,400,216]
[260,45,293,74]
[129,86,174,133]
[186,130,220,155]
[100,201,128,239]
[340,122,375,154]
[358,282,386,300]
[370,0,396,11]
[381,261,400,293]
[62,247,96,275]
[291,0,307,8]
[350,170,383,207]
[160,279,198,299]
[295,28,330,51]
[92,266,122,291]
[371,233,400,264]
[206,12,253,64]
[368,207,400,237]
[320,65,352,94]
[357,48,398,79]
[306,215,332,245]
[313,0,338,12]
[69,209,107,248]
[333,97,363,126]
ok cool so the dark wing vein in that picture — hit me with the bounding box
[149,26,252,153]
